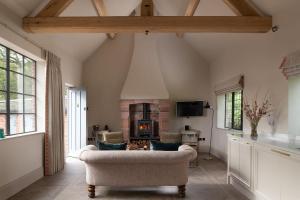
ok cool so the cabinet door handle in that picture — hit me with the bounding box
[271,149,290,157]
[232,138,237,141]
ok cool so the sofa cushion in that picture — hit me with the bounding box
[97,141,127,150]
[151,140,181,151]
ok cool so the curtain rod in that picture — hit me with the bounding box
[0,20,43,51]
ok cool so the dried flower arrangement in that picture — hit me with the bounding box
[244,94,272,137]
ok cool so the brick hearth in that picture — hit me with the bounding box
[120,99,170,141]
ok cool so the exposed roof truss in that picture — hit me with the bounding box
[23,0,272,35]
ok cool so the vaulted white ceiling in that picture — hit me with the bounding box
[0,0,141,62]
[1,0,300,63]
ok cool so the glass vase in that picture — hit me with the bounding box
[251,122,258,138]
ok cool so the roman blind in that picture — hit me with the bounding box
[280,50,300,79]
[215,75,244,95]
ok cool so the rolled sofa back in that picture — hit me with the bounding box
[79,144,197,164]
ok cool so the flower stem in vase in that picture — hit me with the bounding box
[244,93,271,139]
[251,123,258,138]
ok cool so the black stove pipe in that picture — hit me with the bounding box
[142,103,150,120]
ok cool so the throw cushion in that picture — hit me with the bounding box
[151,140,181,151]
[97,141,127,150]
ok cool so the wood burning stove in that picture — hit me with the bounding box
[137,120,153,138]
[129,103,159,140]
[137,103,154,138]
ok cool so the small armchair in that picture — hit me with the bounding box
[95,130,108,143]
[103,131,124,143]
[96,131,124,144]
[160,131,182,143]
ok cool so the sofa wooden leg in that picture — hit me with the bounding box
[88,185,95,198]
[178,185,186,198]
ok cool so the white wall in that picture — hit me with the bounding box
[121,34,169,100]
[209,6,300,161]
[83,34,135,130]
[0,2,84,198]
[0,2,83,87]
[0,133,44,199]
[83,33,212,151]
[156,34,211,151]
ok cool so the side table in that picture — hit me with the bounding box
[181,129,200,167]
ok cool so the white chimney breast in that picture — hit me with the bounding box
[121,34,169,99]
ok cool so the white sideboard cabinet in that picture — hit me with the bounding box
[228,136,252,188]
[227,134,300,200]
[254,144,300,200]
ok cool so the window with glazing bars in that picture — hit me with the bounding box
[225,90,243,130]
[0,44,36,135]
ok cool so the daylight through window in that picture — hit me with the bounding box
[225,90,243,130]
[0,44,36,135]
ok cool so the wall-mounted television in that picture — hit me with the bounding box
[176,101,204,117]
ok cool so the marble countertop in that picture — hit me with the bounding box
[228,133,300,155]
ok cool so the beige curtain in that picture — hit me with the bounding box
[215,75,244,95]
[43,50,64,176]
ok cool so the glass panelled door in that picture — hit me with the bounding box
[67,88,87,156]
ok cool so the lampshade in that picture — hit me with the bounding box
[204,102,211,109]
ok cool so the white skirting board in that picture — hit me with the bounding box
[211,147,227,163]
[0,167,44,199]
[231,177,269,200]
[230,177,255,200]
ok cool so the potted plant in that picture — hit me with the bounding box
[244,95,271,138]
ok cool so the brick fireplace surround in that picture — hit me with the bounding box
[120,99,171,142]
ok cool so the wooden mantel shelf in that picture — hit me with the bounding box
[23,16,272,33]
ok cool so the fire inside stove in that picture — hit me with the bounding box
[137,120,153,138]
[139,122,151,131]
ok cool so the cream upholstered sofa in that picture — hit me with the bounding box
[79,145,197,198]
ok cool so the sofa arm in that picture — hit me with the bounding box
[83,145,98,151]
[178,145,197,161]
[79,145,97,161]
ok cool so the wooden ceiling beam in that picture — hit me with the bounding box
[223,0,264,16]
[185,0,201,16]
[177,0,200,38]
[141,0,154,16]
[23,16,272,34]
[91,0,106,16]
[36,0,73,17]
[91,0,116,39]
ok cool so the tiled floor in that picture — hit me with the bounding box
[9,155,248,200]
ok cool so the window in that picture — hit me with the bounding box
[216,90,243,130]
[0,44,36,135]
[225,90,243,130]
